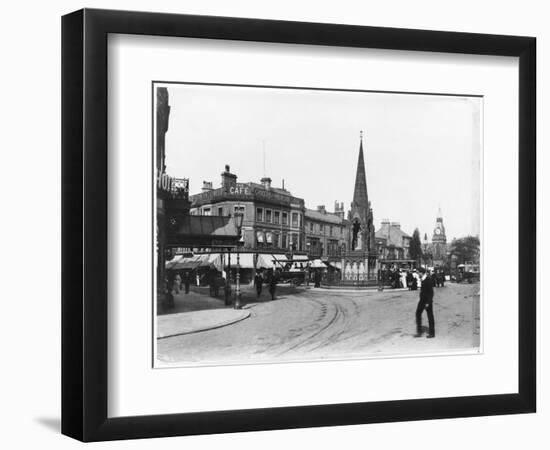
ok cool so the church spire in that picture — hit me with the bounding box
[352,130,369,208]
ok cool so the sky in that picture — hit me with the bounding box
[161,83,481,242]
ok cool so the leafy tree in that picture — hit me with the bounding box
[410,228,422,262]
[449,235,480,264]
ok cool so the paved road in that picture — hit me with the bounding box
[157,282,480,367]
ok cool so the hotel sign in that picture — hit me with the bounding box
[157,170,189,195]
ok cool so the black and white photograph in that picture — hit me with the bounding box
[154,82,482,367]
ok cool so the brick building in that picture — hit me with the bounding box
[304,203,349,261]
[189,166,306,254]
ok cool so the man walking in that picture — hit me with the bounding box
[183,271,191,294]
[269,270,278,300]
[254,271,263,299]
[414,268,435,338]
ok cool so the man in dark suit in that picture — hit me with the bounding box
[414,268,435,338]
[254,271,263,299]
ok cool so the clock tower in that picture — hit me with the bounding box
[431,207,447,265]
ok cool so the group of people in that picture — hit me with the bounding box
[381,267,447,291]
[254,269,279,300]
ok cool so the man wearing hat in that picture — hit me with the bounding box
[414,267,435,338]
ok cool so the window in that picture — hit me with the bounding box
[274,211,280,224]
[256,207,263,222]
[329,226,333,236]
[291,212,298,227]
[265,209,272,223]
[218,207,223,216]
[291,233,298,250]
[203,208,211,216]
[282,212,288,225]
[320,223,324,233]
[234,205,245,215]
[281,234,287,249]
[309,222,314,232]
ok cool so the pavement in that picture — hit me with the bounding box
[156,282,302,338]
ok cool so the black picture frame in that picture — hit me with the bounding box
[62,8,536,442]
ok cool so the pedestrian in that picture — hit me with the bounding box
[183,271,190,294]
[406,271,413,290]
[314,269,321,288]
[173,272,181,295]
[400,270,407,289]
[414,268,435,338]
[269,270,278,300]
[411,270,418,291]
[254,271,263,298]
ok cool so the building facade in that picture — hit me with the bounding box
[304,203,349,261]
[189,167,306,254]
[375,220,415,268]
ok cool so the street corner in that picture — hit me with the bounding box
[157,308,250,339]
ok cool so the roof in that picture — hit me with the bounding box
[375,225,411,247]
[176,215,239,237]
[305,208,344,225]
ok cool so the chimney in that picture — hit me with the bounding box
[202,181,213,192]
[391,222,401,229]
[334,201,344,220]
[380,219,391,236]
[221,164,237,190]
[317,205,326,214]
[260,177,272,190]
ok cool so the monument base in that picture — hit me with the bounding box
[323,250,380,289]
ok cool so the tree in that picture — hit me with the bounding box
[409,228,422,262]
[449,235,480,264]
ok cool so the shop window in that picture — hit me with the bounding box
[203,208,211,216]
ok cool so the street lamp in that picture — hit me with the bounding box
[305,241,311,286]
[234,211,244,309]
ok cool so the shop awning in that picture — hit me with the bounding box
[172,255,203,270]
[165,255,184,269]
[255,253,286,269]
[224,252,255,269]
[310,259,327,268]
[271,254,289,268]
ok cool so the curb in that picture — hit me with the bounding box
[157,309,251,339]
